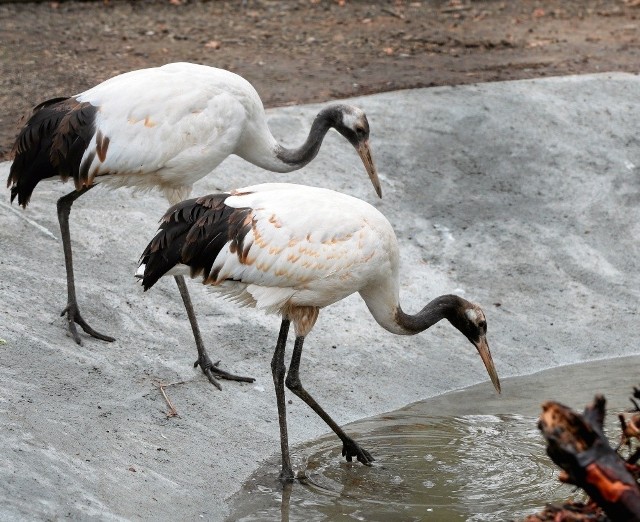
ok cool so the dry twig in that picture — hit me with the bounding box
[157,380,187,418]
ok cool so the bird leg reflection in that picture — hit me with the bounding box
[280,480,293,522]
[173,275,255,389]
[285,335,374,466]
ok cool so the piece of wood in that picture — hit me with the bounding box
[522,501,607,522]
[537,395,640,521]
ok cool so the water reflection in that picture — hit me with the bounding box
[230,413,577,521]
[228,356,638,521]
[280,482,292,522]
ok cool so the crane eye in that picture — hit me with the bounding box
[479,320,487,331]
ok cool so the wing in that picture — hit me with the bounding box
[139,191,247,290]
[8,97,98,206]
[139,184,387,311]
[76,64,252,192]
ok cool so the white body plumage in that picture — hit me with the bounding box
[138,183,404,334]
[77,63,286,203]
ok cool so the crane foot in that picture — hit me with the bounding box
[342,436,375,466]
[278,468,296,483]
[61,303,116,345]
[194,353,255,390]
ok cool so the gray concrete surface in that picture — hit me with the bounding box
[1,73,639,520]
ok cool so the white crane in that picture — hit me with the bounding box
[137,183,501,481]
[7,62,381,388]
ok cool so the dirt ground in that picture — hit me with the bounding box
[1,0,639,161]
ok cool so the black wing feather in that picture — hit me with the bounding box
[7,97,98,207]
[140,192,254,291]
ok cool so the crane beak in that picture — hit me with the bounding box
[473,335,501,394]
[356,140,382,199]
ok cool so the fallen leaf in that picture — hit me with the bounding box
[383,47,394,55]
[533,8,545,18]
[526,38,554,48]
[205,40,221,49]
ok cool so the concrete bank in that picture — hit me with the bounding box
[1,73,638,519]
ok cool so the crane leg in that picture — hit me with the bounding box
[173,275,255,389]
[271,319,295,482]
[57,187,116,345]
[285,336,374,466]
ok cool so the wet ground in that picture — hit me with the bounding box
[229,356,639,521]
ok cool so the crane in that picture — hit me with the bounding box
[137,183,501,481]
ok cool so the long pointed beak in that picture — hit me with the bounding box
[473,336,501,394]
[356,140,382,198]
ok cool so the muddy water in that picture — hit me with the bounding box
[227,355,639,521]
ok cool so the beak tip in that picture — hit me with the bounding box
[357,141,381,199]
[474,337,501,396]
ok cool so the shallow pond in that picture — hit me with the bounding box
[228,355,639,521]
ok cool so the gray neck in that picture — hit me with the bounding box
[274,106,340,168]
[396,295,463,334]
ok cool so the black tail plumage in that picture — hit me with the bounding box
[7,96,98,207]
[139,192,254,291]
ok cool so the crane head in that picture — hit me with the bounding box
[448,301,501,394]
[330,105,382,199]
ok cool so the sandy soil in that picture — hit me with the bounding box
[1,0,640,159]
